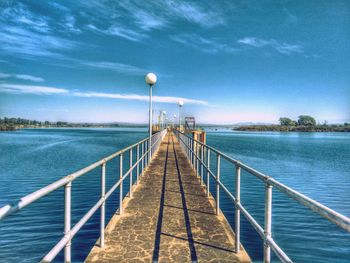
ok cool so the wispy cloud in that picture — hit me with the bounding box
[133,10,168,31]
[86,24,146,42]
[63,15,81,33]
[0,2,80,59]
[83,1,224,42]
[170,34,238,54]
[238,37,303,55]
[163,0,224,28]
[79,61,147,75]
[0,84,68,94]
[0,83,207,105]
[1,2,51,33]
[0,25,78,58]
[0,72,44,82]
[73,91,208,105]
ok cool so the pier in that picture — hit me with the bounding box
[86,132,250,263]
[0,129,349,263]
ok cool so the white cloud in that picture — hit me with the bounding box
[0,84,68,94]
[73,91,208,105]
[14,74,45,82]
[0,3,80,59]
[106,25,146,42]
[1,3,51,33]
[0,83,208,105]
[0,72,44,82]
[80,61,146,75]
[238,37,303,55]
[163,0,224,28]
[0,25,78,58]
[133,10,168,31]
[170,34,238,54]
[63,15,81,33]
[86,23,146,42]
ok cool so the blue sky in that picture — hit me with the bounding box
[0,0,349,124]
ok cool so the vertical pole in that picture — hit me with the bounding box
[207,149,210,197]
[136,144,140,184]
[200,144,204,185]
[194,142,197,174]
[141,142,144,176]
[145,141,148,166]
[189,140,192,165]
[216,155,220,216]
[187,137,189,158]
[64,182,72,263]
[129,148,133,197]
[191,139,194,167]
[100,162,106,248]
[235,165,241,253]
[119,154,123,215]
[264,183,272,263]
[196,143,199,177]
[149,85,152,162]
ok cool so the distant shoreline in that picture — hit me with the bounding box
[0,124,148,132]
[233,125,350,132]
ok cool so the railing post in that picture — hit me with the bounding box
[141,142,144,175]
[193,141,195,170]
[187,137,190,158]
[207,149,210,197]
[235,165,241,253]
[129,148,133,197]
[200,144,204,185]
[149,136,152,162]
[216,155,220,216]
[190,139,193,166]
[264,183,272,263]
[119,154,123,215]
[100,162,106,248]
[136,144,140,184]
[64,182,72,263]
[196,143,199,177]
[145,140,148,166]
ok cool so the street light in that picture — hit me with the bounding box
[145,72,157,160]
[178,100,184,131]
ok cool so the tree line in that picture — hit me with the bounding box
[235,115,350,132]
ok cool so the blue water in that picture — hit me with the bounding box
[0,129,349,262]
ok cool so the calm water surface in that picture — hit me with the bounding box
[0,128,349,262]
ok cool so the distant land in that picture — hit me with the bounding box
[233,124,350,132]
[233,115,350,132]
[0,117,147,131]
[1,116,349,132]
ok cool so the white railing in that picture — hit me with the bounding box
[175,130,350,263]
[0,129,167,262]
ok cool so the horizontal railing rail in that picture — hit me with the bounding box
[0,129,167,262]
[174,130,350,263]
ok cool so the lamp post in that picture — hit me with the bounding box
[145,73,157,160]
[178,100,184,132]
[173,114,176,129]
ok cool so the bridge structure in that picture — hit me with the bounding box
[0,130,349,263]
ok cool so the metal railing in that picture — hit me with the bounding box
[175,130,350,263]
[0,129,167,262]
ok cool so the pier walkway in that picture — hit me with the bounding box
[86,133,251,263]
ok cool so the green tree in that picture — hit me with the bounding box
[298,115,316,126]
[279,117,296,126]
